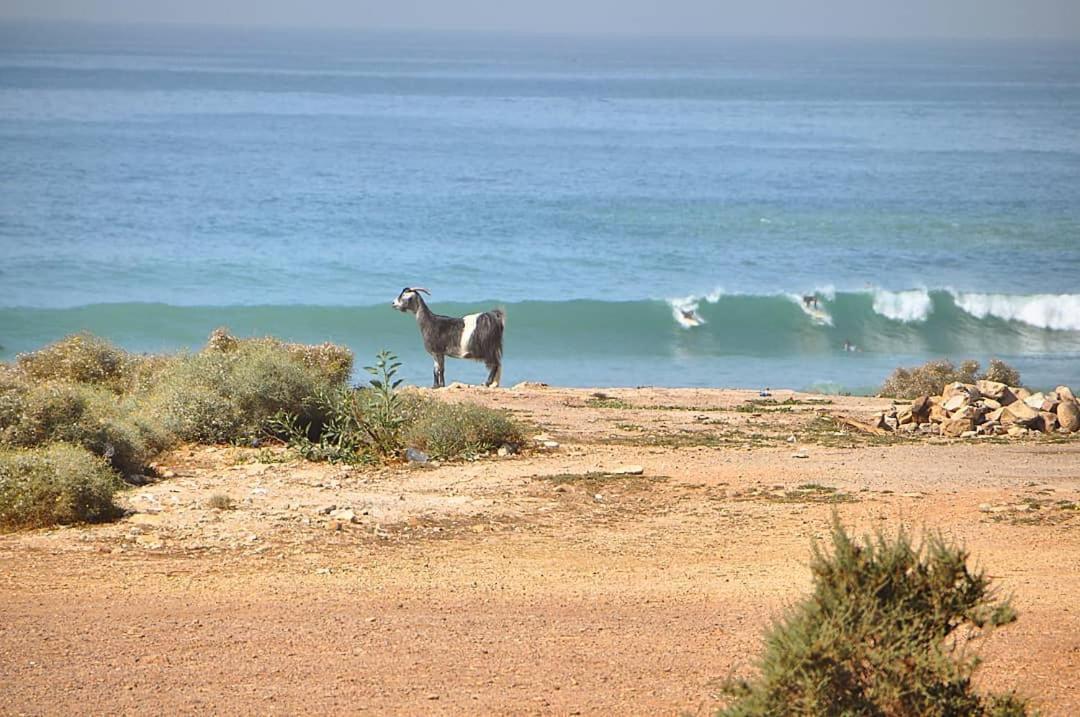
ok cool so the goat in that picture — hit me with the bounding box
[392,287,505,388]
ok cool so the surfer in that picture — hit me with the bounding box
[842,340,858,352]
[802,294,819,309]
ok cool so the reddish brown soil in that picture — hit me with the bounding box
[2,386,1078,715]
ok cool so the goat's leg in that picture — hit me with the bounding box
[433,354,445,388]
[485,360,501,388]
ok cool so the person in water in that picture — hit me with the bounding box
[842,340,858,352]
[802,294,819,309]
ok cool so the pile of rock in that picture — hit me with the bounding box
[877,381,1080,438]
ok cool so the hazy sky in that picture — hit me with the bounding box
[2,0,1078,38]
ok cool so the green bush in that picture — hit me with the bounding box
[719,520,1030,717]
[0,381,167,478]
[880,359,1021,399]
[404,400,524,460]
[16,333,132,388]
[142,332,351,444]
[0,443,123,530]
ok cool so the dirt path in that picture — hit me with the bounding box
[2,386,1079,715]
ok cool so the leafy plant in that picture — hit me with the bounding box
[719,518,1030,716]
[0,444,123,530]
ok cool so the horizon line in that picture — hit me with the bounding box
[2,17,1079,44]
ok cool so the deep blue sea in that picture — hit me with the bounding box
[1,23,1079,392]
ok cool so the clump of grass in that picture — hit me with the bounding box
[880,358,1021,399]
[405,400,524,460]
[720,519,1030,716]
[583,392,634,410]
[0,443,123,531]
[206,493,236,511]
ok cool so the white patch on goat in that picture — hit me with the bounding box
[459,313,479,358]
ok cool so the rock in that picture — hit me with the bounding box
[610,465,645,476]
[160,469,177,479]
[884,416,899,431]
[1002,400,1039,427]
[980,398,1001,411]
[942,417,973,438]
[899,423,919,434]
[513,381,549,389]
[1055,385,1076,402]
[978,503,993,513]
[792,453,809,459]
[910,395,932,422]
[986,407,1005,423]
[941,382,969,400]
[976,421,999,435]
[317,504,337,515]
[329,509,358,523]
[1013,386,1032,401]
[497,444,517,457]
[1057,399,1080,433]
[1023,392,1046,410]
[405,447,429,464]
[1007,426,1029,437]
[976,380,1008,401]
[929,404,949,423]
[1037,411,1058,433]
[942,393,970,412]
[960,430,977,439]
[1040,398,1060,413]
[897,406,913,425]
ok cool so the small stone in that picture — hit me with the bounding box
[610,465,644,476]
[317,504,337,515]
[960,430,977,439]
[792,453,809,459]
[978,503,992,513]
[497,445,516,457]
[405,447,429,464]
[329,509,358,524]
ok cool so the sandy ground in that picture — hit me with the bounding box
[2,386,1079,715]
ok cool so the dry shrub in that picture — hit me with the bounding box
[880,359,1021,399]
[141,330,352,444]
[0,443,122,530]
[15,333,132,388]
[0,381,169,478]
[719,520,1029,716]
[404,400,524,460]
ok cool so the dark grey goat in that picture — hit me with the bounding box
[392,287,505,388]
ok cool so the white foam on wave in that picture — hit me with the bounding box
[871,289,932,322]
[950,292,1080,331]
[785,293,833,326]
[668,294,706,329]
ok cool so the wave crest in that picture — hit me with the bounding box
[871,289,932,323]
[950,291,1080,331]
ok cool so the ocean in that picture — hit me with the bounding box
[1,23,1079,393]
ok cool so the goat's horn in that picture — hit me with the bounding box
[412,287,431,295]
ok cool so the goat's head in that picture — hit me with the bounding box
[392,287,430,313]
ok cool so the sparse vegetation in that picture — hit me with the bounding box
[719,519,1029,716]
[880,358,1021,399]
[206,493,237,511]
[404,400,524,460]
[0,443,123,530]
[273,351,526,463]
[583,392,634,409]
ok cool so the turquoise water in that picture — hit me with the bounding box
[1,24,1079,392]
